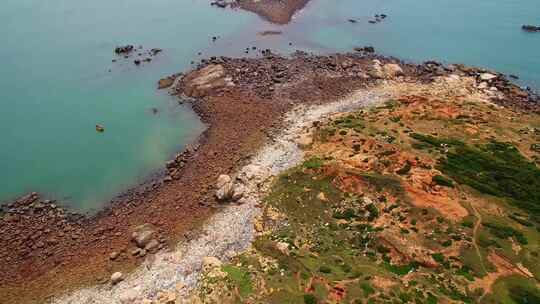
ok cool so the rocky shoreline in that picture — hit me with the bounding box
[1,50,538,303]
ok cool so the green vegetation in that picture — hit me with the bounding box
[384,262,418,276]
[482,222,528,245]
[483,275,540,304]
[432,174,454,187]
[395,161,412,175]
[439,141,540,221]
[222,265,253,297]
[303,157,325,169]
[355,173,406,199]
[333,114,365,132]
[303,294,317,304]
[410,133,464,148]
[360,282,375,297]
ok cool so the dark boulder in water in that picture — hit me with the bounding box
[354,46,375,53]
[114,45,134,54]
[522,25,540,32]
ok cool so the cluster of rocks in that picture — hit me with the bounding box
[180,49,538,113]
[115,45,134,54]
[214,174,245,202]
[112,45,163,66]
[0,193,85,264]
[369,13,387,24]
[354,46,375,53]
[129,223,164,258]
[412,59,539,110]
[522,25,540,32]
[164,143,199,182]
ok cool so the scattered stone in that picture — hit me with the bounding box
[317,192,328,202]
[109,251,119,260]
[145,239,160,253]
[215,174,235,201]
[110,272,124,285]
[132,224,156,248]
[296,134,313,148]
[275,241,290,256]
[480,73,497,81]
[202,256,222,270]
[382,63,404,78]
[156,291,176,304]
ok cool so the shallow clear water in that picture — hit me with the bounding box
[290,0,540,88]
[1,0,539,211]
[0,0,256,211]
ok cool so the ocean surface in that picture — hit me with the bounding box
[1,0,539,211]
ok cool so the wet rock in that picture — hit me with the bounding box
[134,59,141,66]
[158,77,175,89]
[354,46,375,53]
[348,19,357,23]
[115,45,134,54]
[211,0,227,8]
[110,272,124,285]
[150,48,163,55]
[522,25,540,32]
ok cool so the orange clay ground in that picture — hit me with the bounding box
[188,81,540,303]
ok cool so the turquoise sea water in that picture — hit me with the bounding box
[0,0,256,211]
[1,0,539,211]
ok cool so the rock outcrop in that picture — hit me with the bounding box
[181,64,233,97]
